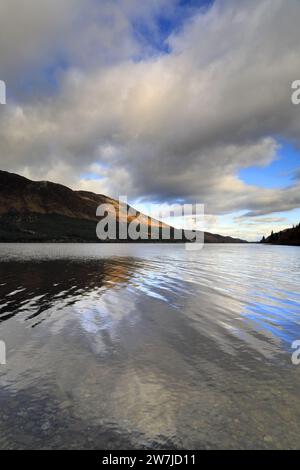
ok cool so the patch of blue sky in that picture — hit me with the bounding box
[80,161,111,182]
[39,55,70,90]
[80,172,104,181]
[239,139,300,189]
[132,0,214,57]
[280,207,300,225]
[13,54,70,102]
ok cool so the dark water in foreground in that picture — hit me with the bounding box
[0,243,300,450]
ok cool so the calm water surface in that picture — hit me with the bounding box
[0,243,300,449]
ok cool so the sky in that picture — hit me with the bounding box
[0,0,300,241]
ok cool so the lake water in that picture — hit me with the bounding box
[0,243,300,449]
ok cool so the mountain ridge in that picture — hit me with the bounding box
[0,170,247,243]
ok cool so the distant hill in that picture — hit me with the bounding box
[261,224,300,246]
[0,170,246,243]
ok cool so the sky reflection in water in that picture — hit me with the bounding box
[0,243,300,449]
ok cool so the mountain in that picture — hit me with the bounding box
[0,170,246,243]
[261,224,300,246]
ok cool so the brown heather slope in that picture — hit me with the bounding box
[0,170,116,221]
[0,170,246,243]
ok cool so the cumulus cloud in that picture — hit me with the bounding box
[0,0,81,86]
[205,215,290,242]
[0,0,300,230]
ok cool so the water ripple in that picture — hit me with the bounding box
[0,243,300,449]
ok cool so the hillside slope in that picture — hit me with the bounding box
[261,224,300,246]
[0,170,246,243]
